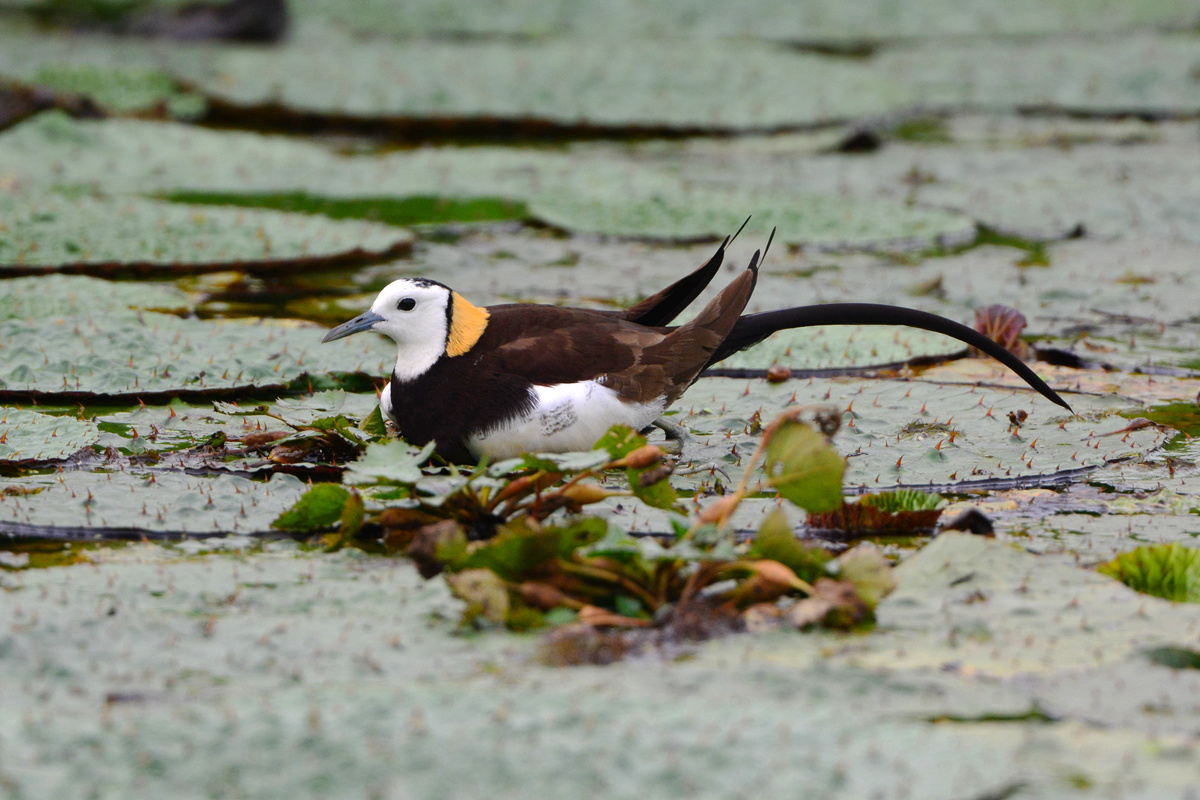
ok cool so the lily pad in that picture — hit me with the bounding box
[0,298,393,399]
[0,273,191,319]
[857,532,1200,675]
[167,26,903,130]
[0,470,305,536]
[529,185,974,248]
[0,115,975,248]
[0,407,99,463]
[673,374,1165,492]
[0,190,413,274]
[288,0,1200,42]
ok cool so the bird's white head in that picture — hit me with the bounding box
[322,278,489,381]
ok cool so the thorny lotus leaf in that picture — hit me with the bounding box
[0,115,972,248]
[8,22,1200,129]
[1098,544,1200,603]
[0,408,98,463]
[0,191,413,274]
[271,483,350,533]
[813,136,1200,244]
[1,535,1199,799]
[0,274,190,319]
[288,0,1200,42]
[643,122,1200,247]
[859,532,1200,675]
[673,375,1168,493]
[714,326,964,372]
[528,185,974,249]
[876,34,1200,119]
[0,309,392,397]
[0,470,304,536]
[164,27,903,130]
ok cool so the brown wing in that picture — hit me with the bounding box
[470,306,669,401]
[474,265,757,405]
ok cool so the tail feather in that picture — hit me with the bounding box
[709,303,1073,412]
[621,217,752,327]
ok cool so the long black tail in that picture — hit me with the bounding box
[711,303,1073,412]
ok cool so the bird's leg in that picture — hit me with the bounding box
[644,417,737,483]
[647,416,693,455]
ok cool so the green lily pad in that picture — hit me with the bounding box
[271,483,350,533]
[0,190,413,274]
[167,26,903,130]
[715,325,966,371]
[288,0,1200,42]
[0,408,99,463]
[673,374,1165,492]
[0,115,975,248]
[0,281,393,397]
[0,273,191,319]
[879,34,1200,118]
[0,470,305,536]
[529,185,974,248]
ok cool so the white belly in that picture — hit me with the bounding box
[466,381,664,460]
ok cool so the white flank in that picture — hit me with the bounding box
[379,382,394,422]
[466,381,664,460]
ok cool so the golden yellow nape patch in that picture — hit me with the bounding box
[446,292,490,357]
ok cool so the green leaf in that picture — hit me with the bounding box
[455,518,564,582]
[860,489,944,513]
[337,488,365,538]
[627,464,679,511]
[445,569,509,626]
[763,420,845,513]
[270,483,350,532]
[614,595,644,618]
[550,517,610,557]
[345,440,435,485]
[833,543,896,609]
[749,508,830,583]
[517,449,610,473]
[1098,544,1200,603]
[359,405,387,437]
[592,425,645,461]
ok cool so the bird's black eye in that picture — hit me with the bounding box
[397,298,416,311]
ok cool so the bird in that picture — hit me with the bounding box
[322,227,1071,463]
